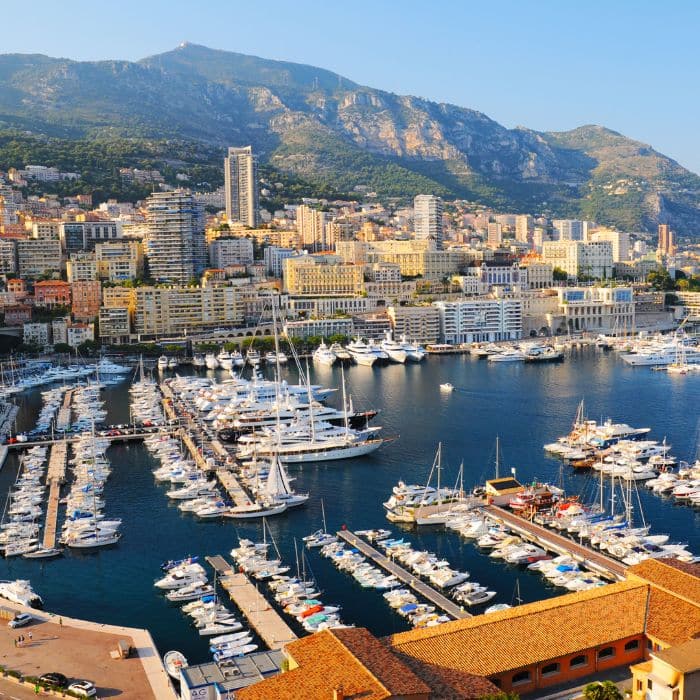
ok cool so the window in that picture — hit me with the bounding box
[512,671,531,686]
[542,663,560,677]
[624,640,640,652]
[570,655,588,669]
[636,680,643,692]
[647,679,653,690]
[598,647,615,660]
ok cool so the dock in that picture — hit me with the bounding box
[208,557,298,651]
[484,505,627,580]
[42,441,68,549]
[216,468,251,507]
[336,529,470,619]
[56,389,73,431]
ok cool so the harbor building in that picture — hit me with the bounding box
[434,298,523,343]
[144,190,206,284]
[555,287,634,333]
[224,146,259,227]
[414,194,443,249]
[387,305,441,344]
[542,240,614,280]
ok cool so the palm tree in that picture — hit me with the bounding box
[583,680,623,700]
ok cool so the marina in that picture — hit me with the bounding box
[0,348,696,665]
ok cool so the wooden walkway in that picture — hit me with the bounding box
[56,390,73,430]
[484,505,627,580]
[215,567,298,651]
[206,554,233,576]
[336,530,470,619]
[42,442,68,549]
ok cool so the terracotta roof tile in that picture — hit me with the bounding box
[236,628,429,700]
[646,587,700,647]
[627,558,700,605]
[388,581,649,677]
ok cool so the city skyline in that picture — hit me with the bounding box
[4,1,700,173]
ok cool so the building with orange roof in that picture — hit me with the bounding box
[236,628,437,700]
[71,280,101,321]
[33,279,71,308]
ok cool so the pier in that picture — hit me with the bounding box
[216,468,251,507]
[42,441,68,549]
[56,389,73,431]
[0,401,18,440]
[207,556,298,651]
[336,529,470,619]
[484,505,627,580]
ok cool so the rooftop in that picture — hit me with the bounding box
[652,637,700,673]
[237,628,430,700]
[388,581,649,677]
[627,558,700,605]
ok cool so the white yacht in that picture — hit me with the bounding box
[168,358,179,370]
[231,350,245,368]
[380,332,408,363]
[313,341,337,367]
[345,338,377,366]
[157,356,169,372]
[95,358,130,375]
[192,354,206,368]
[217,350,234,371]
[400,335,426,362]
[488,349,526,362]
[205,353,220,370]
[246,349,261,366]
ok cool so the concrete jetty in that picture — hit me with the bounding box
[42,441,68,549]
[337,529,470,619]
[208,557,298,651]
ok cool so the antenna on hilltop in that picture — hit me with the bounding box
[313,76,319,90]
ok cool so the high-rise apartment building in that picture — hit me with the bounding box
[487,222,503,248]
[224,146,259,227]
[552,219,591,242]
[657,224,675,256]
[414,195,443,249]
[589,229,630,263]
[296,205,328,251]
[515,215,533,244]
[145,190,206,284]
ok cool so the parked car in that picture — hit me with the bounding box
[68,680,97,697]
[8,613,33,628]
[39,672,68,688]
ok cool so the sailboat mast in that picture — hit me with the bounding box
[495,436,500,480]
[321,498,327,534]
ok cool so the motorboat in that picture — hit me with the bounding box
[439,383,454,392]
[205,353,220,370]
[313,342,337,367]
[163,651,188,681]
[157,356,169,372]
[345,338,377,366]
[380,332,408,363]
[399,335,426,362]
[217,350,234,371]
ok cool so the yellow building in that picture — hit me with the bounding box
[283,256,364,296]
[631,638,700,700]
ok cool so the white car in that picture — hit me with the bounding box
[8,613,33,629]
[68,681,97,697]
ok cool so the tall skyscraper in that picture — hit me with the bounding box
[224,146,259,227]
[0,184,18,225]
[414,195,443,249]
[145,190,206,284]
[657,224,675,255]
[515,215,533,244]
[296,205,328,251]
[487,222,503,248]
[553,219,585,241]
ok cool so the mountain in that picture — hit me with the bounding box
[0,42,698,234]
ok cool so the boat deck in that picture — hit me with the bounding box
[42,441,69,549]
[484,504,627,580]
[336,529,470,619]
[213,562,298,651]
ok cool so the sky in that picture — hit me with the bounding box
[6,0,700,172]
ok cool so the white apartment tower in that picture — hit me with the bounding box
[296,205,328,251]
[224,146,259,227]
[145,190,206,284]
[414,195,443,249]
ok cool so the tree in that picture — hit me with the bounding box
[647,268,675,291]
[582,681,623,700]
[552,267,568,281]
[53,343,72,354]
[479,692,519,700]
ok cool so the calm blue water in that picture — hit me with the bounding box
[0,349,698,662]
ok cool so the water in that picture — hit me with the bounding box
[0,349,698,662]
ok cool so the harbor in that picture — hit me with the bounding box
[0,348,697,666]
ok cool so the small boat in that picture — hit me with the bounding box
[23,547,63,560]
[163,650,188,680]
[439,383,454,392]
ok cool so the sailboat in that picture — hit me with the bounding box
[303,499,337,548]
[264,455,309,508]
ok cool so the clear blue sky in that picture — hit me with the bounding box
[7,1,700,172]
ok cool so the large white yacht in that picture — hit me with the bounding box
[380,332,408,363]
[345,338,377,366]
[313,341,337,366]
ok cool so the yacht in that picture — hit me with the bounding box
[205,353,220,370]
[227,501,288,519]
[399,335,426,362]
[380,332,408,363]
[94,358,130,375]
[192,354,206,368]
[168,358,179,370]
[231,350,245,368]
[345,338,377,366]
[313,342,337,366]
[265,351,288,365]
[157,356,169,372]
[217,350,234,371]
[439,383,454,392]
[488,349,526,362]
[0,580,43,607]
[329,343,352,362]
[246,349,261,367]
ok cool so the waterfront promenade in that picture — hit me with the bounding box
[206,556,298,651]
[337,529,470,619]
[484,505,627,580]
